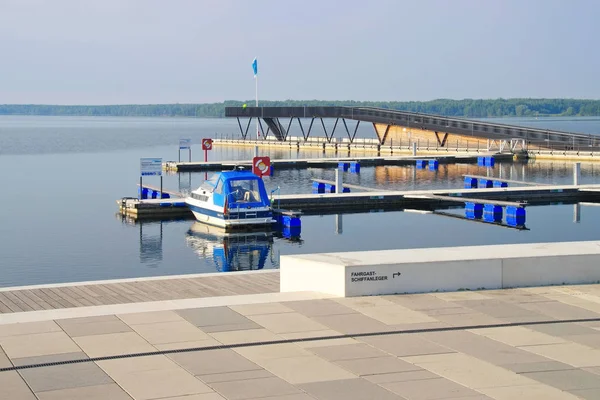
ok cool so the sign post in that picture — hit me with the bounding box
[201,139,213,180]
[179,139,191,162]
[252,156,271,178]
[140,158,163,199]
[202,138,213,162]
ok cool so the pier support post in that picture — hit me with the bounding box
[335,168,343,194]
[254,146,259,158]
[573,162,581,185]
[412,142,417,156]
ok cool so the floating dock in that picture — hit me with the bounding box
[118,184,600,220]
[163,153,514,173]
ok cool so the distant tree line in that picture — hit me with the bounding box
[2,99,600,118]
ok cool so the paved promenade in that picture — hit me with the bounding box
[1,278,600,399]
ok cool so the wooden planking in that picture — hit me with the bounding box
[0,272,280,314]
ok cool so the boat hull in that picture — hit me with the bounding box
[186,199,275,229]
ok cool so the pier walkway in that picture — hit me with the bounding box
[226,106,600,151]
[163,153,500,173]
[1,273,600,399]
[118,184,600,220]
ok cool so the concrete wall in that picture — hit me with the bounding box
[280,241,600,297]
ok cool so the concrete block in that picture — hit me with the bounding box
[281,241,600,297]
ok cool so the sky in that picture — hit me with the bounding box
[0,0,599,104]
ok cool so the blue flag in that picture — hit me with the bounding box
[252,58,258,77]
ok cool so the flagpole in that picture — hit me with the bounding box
[255,73,259,140]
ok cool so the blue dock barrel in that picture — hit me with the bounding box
[478,179,494,188]
[342,187,351,193]
[282,215,301,228]
[485,156,495,167]
[161,192,171,199]
[324,183,336,193]
[483,204,503,222]
[493,181,508,188]
[477,156,486,166]
[506,206,526,226]
[416,160,427,169]
[464,177,478,189]
[282,226,301,239]
[338,162,349,171]
[428,160,439,170]
[150,190,159,199]
[139,187,149,199]
[312,182,325,194]
[465,202,483,219]
[350,162,360,173]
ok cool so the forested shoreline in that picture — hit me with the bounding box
[2,99,600,118]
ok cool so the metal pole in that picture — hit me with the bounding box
[254,146,259,158]
[160,176,163,198]
[189,148,191,162]
[573,162,581,185]
[412,142,417,156]
[335,168,343,194]
[139,176,142,199]
[574,203,581,223]
[255,71,259,140]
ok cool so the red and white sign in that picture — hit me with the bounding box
[252,156,271,177]
[201,138,213,151]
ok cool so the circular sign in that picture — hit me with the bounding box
[255,159,268,174]
[202,139,213,150]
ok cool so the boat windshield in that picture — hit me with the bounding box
[228,179,263,203]
[200,174,219,191]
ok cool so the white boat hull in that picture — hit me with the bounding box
[186,197,275,228]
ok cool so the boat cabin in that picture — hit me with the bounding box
[197,170,271,210]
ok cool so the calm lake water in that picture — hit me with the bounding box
[1,115,599,287]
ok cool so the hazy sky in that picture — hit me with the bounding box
[1,0,598,104]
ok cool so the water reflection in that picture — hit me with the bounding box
[139,221,163,266]
[185,222,276,272]
[335,214,343,234]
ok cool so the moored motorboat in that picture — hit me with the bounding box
[185,170,276,229]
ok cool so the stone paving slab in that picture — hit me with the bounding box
[34,383,133,400]
[0,370,37,400]
[522,369,600,391]
[308,343,388,361]
[0,331,81,359]
[569,388,600,400]
[284,299,357,317]
[1,283,600,399]
[300,378,402,400]
[56,315,132,337]
[381,376,483,399]
[210,376,302,400]
[169,349,262,376]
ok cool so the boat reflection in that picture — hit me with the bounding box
[185,222,275,272]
